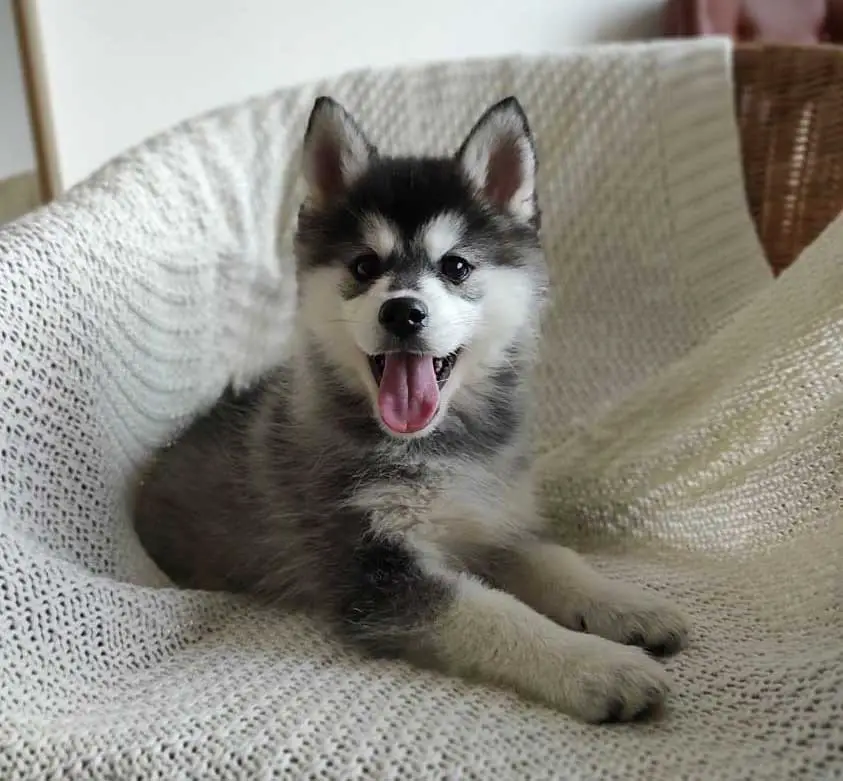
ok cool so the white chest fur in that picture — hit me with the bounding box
[349,462,539,561]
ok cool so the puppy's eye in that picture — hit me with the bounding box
[351,253,382,282]
[440,254,473,284]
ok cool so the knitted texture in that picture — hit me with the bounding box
[1,39,841,780]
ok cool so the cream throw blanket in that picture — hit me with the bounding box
[0,38,840,779]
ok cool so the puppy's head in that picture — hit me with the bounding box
[294,96,547,438]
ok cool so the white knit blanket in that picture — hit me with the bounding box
[1,39,841,780]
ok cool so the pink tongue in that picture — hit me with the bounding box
[377,353,440,434]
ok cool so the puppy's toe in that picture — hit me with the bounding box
[577,595,691,657]
[573,645,672,724]
[628,627,686,657]
[619,609,690,657]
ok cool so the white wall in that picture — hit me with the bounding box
[0,1,36,179]
[31,0,663,190]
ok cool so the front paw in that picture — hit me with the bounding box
[572,589,690,657]
[561,640,672,723]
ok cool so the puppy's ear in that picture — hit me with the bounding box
[302,97,377,205]
[456,97,538,226]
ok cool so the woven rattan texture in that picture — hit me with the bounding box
[735,43,843,274]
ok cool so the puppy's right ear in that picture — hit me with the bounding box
[302,97,377,205]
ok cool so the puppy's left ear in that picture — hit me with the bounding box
[456,97,538,226]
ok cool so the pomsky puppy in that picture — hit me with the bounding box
[133,95,690,723]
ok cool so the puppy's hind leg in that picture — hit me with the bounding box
[333,531,671,723]
[490,541,691,656]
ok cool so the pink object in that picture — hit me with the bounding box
[377,353,440,434]
[663,0,843,43]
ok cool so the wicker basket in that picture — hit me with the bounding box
[734,43,843,275]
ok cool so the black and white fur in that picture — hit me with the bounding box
[133,96,690,723]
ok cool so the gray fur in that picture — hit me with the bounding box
[133,97,690,723]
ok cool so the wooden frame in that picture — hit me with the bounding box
[12,0,61,201]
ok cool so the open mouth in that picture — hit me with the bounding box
[368,350,460,388]
[367,349,462,435]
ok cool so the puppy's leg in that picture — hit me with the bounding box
[490,541,690,656]
[333,533,671,723]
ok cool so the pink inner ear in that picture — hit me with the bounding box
[484,136,524,206]
[312,140,345,200]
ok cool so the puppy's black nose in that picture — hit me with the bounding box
[379,296,428,339]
